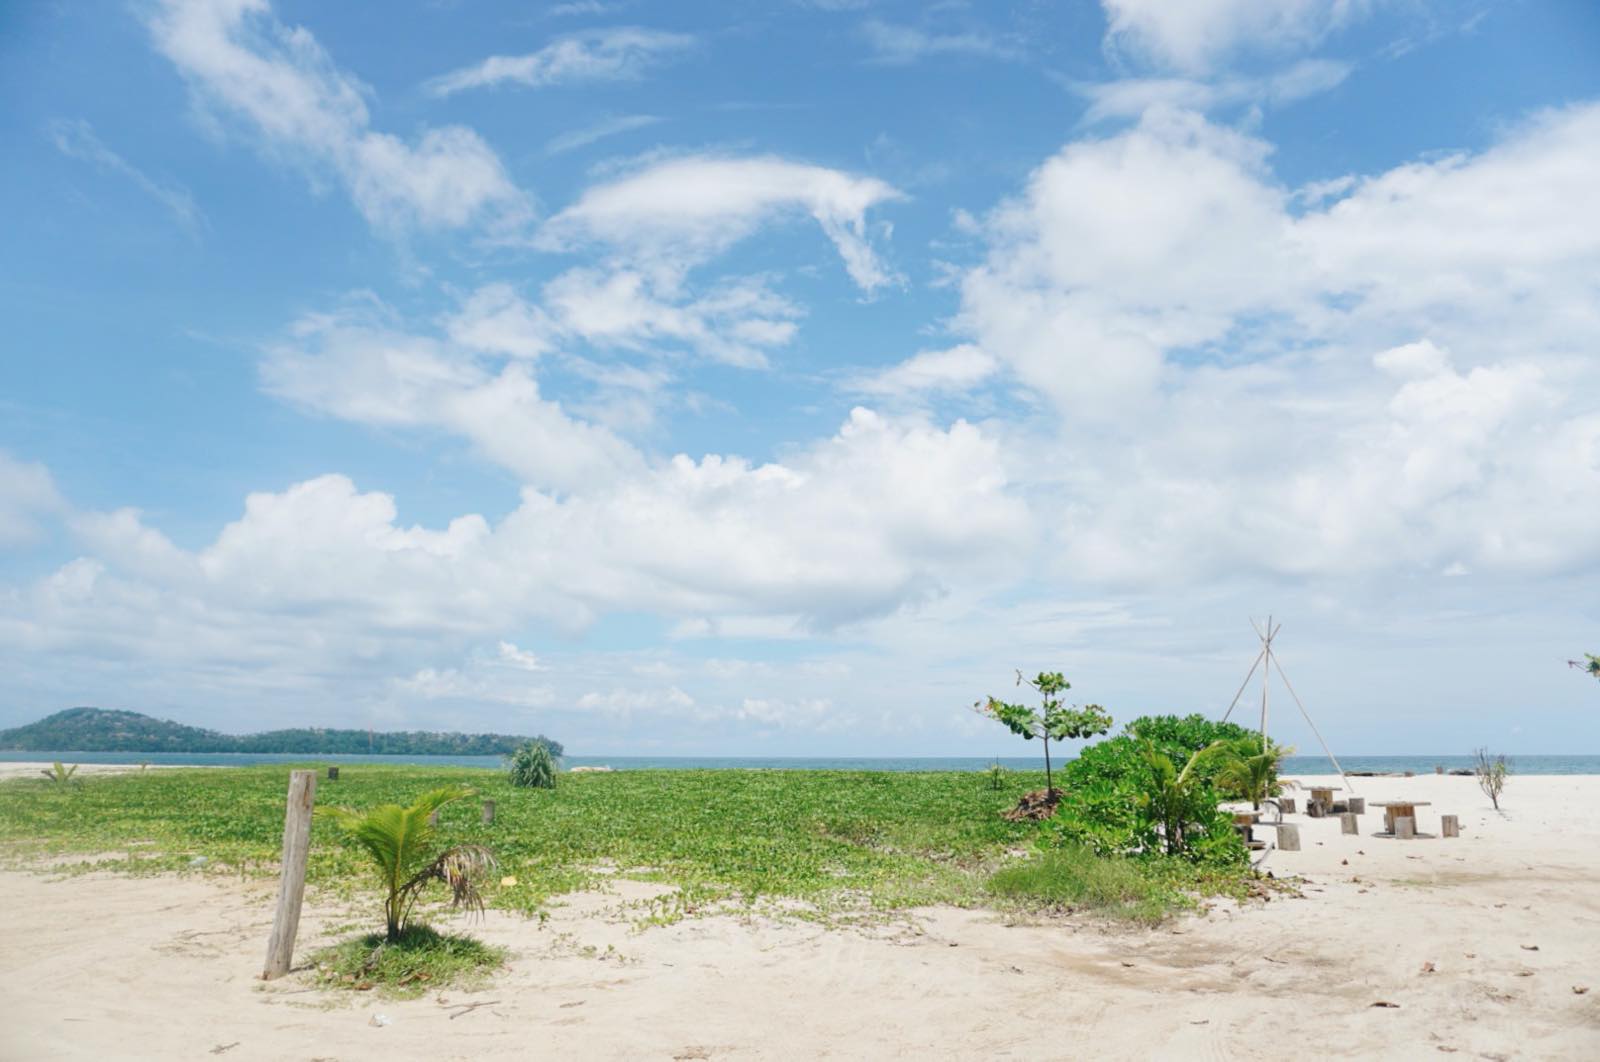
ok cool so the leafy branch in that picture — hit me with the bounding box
[975,670,1113,796]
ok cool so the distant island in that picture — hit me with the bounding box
[0,707,561,757]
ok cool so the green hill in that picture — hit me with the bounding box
[0,707,561,757]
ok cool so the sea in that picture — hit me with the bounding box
[2,751,1599,774]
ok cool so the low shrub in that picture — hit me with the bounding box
[987,845,1178,924]
[507,740,558,789]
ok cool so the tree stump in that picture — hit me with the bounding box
[1279,797,1297,815]
[1395,816,1416,840]
[1441,814,1459,838]
[326,766,339,781]
[1347,797,1365,815]
[482,800,496,825]
[1341,812,1359,835]
[1276,824,1301,852]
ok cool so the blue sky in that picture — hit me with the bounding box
[2,0,1598,756]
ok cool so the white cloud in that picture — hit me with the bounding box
[262,301,644,492]
[545,114,663,156]
[860,20,1021,65]
[1075,58,1351,123]
[0,454,64,547]
[1101,0,1374,73]
[540,155,903,293]
[48,118,206,233]
[845,344,998,398]
[426,28,695,97]
[148,0,526,233]
[959,102,1600,585]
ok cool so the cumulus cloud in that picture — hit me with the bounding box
[959,102,1600,585]
[1101,0,1376,73]
[147,0,526,234]
[426,28,695,96]
[539,155,904,293]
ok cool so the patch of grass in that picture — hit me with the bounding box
[309,924,506,998]
[0,764,1050,913]
[987,846,1184,924]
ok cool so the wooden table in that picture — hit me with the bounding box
[1372,801,1432,834]
[1307,786,1343,809]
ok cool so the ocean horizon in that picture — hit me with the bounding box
[3,751,1598,775]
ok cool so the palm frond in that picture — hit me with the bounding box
[399,845,498,928]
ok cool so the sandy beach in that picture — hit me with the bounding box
[3,772,1598,1060]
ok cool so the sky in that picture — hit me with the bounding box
[2,0,1598,757]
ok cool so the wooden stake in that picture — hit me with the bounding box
[482,800,496,825]
[326,766,339,781]
[1441,814,1459,838]
[263,770,316,980]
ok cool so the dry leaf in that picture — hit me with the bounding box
[1521,944,1540,951]
[1573,986,1590,995]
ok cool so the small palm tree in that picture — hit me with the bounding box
[40,762,79,786]
[318,787,496,942]
[1136,742,1214,856]
[1211,735,1294,810]
[506,740,558,789]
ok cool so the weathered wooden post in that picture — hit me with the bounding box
[482,800,496,825]
[1340,812,1359,835]
[1276,824,1301,852]
[1395,816,1416,840]
[1347,796,1365,815]
[263,770,316,980]
[1441,814,1459,838]
[326,766,339,781]
[429,809,440,827]
[1279,797,1297,815]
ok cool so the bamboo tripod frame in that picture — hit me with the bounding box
[1221,616,1355,794]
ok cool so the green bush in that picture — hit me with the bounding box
[1043,714,1249,866]
[506,740,558,789]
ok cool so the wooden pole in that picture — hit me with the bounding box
[263,770,316,980]
[326,766,339,781]
[482,800,496,825]
[1259,616,1273,745]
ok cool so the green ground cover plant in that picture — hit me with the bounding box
[0,765,1056,915]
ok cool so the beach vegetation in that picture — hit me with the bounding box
[975,671,1112,797]
[986,761,1006,791]
[1043,716,1248,866]
[39,761,79,786]
[986,845,1173,924]
[1572,653,1600,682]
[1473,748,1510,810]
[507,740,558,789]
[310,924,506,997]
[317,786,497,942]
[1208,734,1293,810]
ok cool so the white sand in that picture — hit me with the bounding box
[0,762,203,781]
[3,773,1598,1059]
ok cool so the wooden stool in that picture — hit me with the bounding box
[1347,797,1365,815]
[1277,824,1301,852]
[1441,814,1459,838]
[1340,813,1359,835]
[1395,816,1416,840]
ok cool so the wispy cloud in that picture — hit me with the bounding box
[1074,58,1352,122]
[545,114,662,155]
[147,0,526,236]
[48,118,206,235]
[427,27,694,97]
[860,19,1022,65]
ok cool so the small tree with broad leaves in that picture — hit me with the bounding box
[976,671,1113,797]
[1570,654,1600,683]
